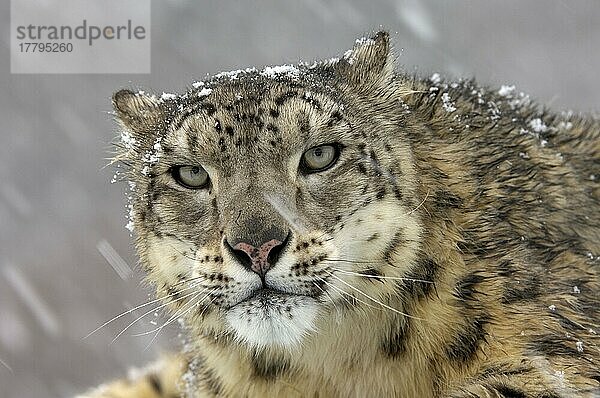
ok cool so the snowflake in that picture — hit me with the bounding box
[441,93,456,113]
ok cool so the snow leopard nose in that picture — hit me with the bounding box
[225,234,289,277]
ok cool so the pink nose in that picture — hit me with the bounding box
[232,239,284,276]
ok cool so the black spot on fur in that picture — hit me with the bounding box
[253,115,264,128]
[302,93,322,110]
[225,126,234,136]
[496,260,516,277]
[359,267,383,284]
[530,334,581,357]
[269,108,279,118]
[327,110,343,127]
[199,366,223,395]
[550,312,586,332]
[501,274,541,304]
[201,103,217,116]
[381,316,410,358]
[480,363,532,378]
[357,163,368,174]
[146,374,162,394]
[187,134,199,150]
[266,123,279,133]
[274,91,297,106]
[399,257,439,301]
[538,392,562,398]
[392,186,403,200]
[431,189,463,210]
[454,272,486,301]
[445,316,488,365]
[251,354,290,381]
[367,233,380,242]
[493,384,527,398]
[383,230,406,263]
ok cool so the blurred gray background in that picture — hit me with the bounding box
[1,1,599,397]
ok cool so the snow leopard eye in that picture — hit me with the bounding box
[301,144,340,173]
[171,165,209,189]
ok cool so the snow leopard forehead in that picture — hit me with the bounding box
[111,31,416,244]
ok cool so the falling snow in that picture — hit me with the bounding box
[96,239,132,280]
[3,3,600,397]
[498,85,515,97]
[2,265,61,337]
[529,118,548,133]
[441,92,456,113]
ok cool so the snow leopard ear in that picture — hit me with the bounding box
[112,89,170,135]
[334,31,394,90]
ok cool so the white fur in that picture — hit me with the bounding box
[225,294,318,349]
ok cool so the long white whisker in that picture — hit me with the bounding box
[312,280,338,311]
[317,277,360,309]
[133,290,211,337]
[110,288,201,344]
[324,270,421,320]
[320,278,380,311]
[141,293,217,352]
[84,282,201,339]
[330,268,434,284]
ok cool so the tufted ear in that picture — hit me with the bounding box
[112,89,170,135]
[334,31,394,90]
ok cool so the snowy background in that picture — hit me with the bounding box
[1,1,599,397]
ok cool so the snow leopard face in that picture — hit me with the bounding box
[113,33,423,349]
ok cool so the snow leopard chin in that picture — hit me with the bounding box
[224,291,318,349]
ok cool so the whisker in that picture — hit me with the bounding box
[110,288,202,344]
[166,242,198,262]
[331,268,434,284]
[405,189,430,216]
[133,290,211,337]
[312,280,339,311]
[321,258,381,265]
[142,293,216,352]
[84,283,200,339]
[170,275,206,288]
[320,278,381,311]
[318,278,355,308]
[324,270,422,320]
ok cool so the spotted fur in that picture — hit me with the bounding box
[81,31,599,397]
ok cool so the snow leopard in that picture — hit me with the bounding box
[80,31,599,397]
